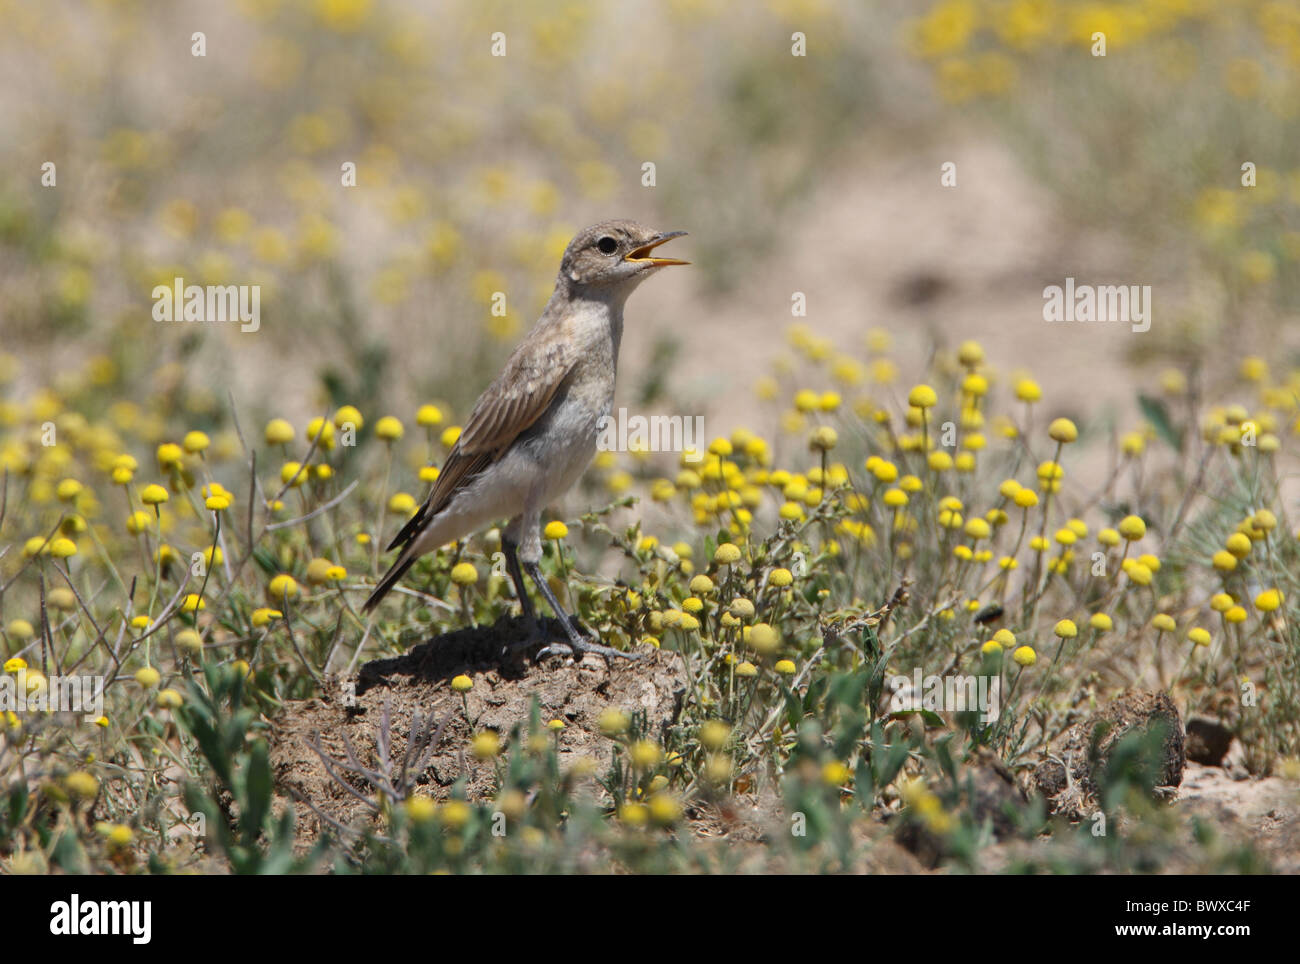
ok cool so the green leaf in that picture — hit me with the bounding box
[1138,394,1182,453]
[240,739,273,842]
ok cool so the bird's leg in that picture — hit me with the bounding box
[500,534,536,627]
[522,559,638,661]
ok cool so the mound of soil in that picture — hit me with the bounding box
[270,616,687,840]
[1032,689,1185,819]
[895,746,1030,867]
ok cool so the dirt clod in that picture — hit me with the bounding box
[895,746,1029,868]
[1185,716,1234,767]
[270,616,687,840]
[1032,689,1185,819]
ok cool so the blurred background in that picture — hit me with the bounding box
[2,0,1299,479]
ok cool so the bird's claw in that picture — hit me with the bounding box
[530,618,640,662]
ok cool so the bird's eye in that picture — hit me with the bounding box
[597,236,618,255]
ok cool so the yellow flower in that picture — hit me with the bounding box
[156,443,184,469]
[387,492,416,514]
[908,384,938,409]
[1212,550,1237,571]
[264,418,295,445]
[268,574,300,600]
[182,431,210,454]
[1121,431,1145,456]
[1225,532,1252,558]
[1014,378,1042,402]
[334,405,364,430]
[543,520,569,540]
[928,451,954,472]
[175,628,204,654]
[1252,509,1278,532]
[689,574,715,595]
[49,537,77,558]
[416,404,443,427]
[1224,605,1247,624]
[747,622,780,655]
[957,340,984,366]
[729,598,756,620]
[280,461,307,487]
[598,708,630,736]
[735,660,758,677]
[870,459,900,483]
[648,794,683,826]
[620,802,650,827]
[630,740,663,769]
[1048,417,1078,443]
[251,608,282,627]
[822,761,852,787]
[105,825,134,847]
[64,771,99,798]
[450,562,478,586]
[471,731,500,759]
[440,426,462,448]
[305,417,335,449]
[156,689,184,709]
[809,426,838,451]
[1012,645,1037,667]
[1210,592,1235,612]
[1188,627,1211,647]
[1118,515,1146,540]
[375,416,404,441]
[1126,562,1153,586]
[451,674,473,693]
[135,666,161,688]
[713,543,742,565]
[699,720,731,750]
[1255,589,1283,612]
[405,796,436,824]
[1089,613,1113,632]
[1151,613,1176,633]
[438,800,471,830]
[140,484,169,506]
[774,659,796,674]
[7,620,34,641]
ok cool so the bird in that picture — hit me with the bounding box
[362,219,688,660]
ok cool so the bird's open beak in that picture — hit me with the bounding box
[625,231,689,266]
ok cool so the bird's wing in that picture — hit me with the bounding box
[384,331,580,553]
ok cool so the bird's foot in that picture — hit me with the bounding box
[530,617,640,662]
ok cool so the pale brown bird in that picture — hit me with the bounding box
[363,220,688,659]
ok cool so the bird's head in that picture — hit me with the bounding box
[559,220,688,291]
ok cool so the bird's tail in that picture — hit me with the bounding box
[362,547,417,613]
